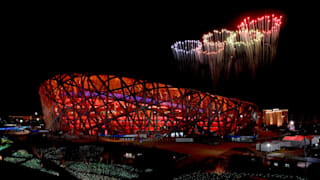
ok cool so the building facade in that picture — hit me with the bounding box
[39,73,260,137]
[263,109,288,127]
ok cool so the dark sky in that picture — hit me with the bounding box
[1,4,319,122]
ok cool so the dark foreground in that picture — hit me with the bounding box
[1,133,319,179]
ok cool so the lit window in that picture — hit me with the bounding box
[285,163,290,168]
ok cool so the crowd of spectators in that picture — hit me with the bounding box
[173,171,307,180]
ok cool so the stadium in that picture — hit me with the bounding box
[39,73,259,137]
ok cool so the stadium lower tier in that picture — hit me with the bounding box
[39,73,260,137]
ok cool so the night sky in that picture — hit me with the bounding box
[1,4,319,122]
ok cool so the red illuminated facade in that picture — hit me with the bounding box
[39,73,259,137]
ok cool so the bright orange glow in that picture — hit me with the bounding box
[39,73,259,137]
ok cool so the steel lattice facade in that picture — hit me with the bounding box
[39,73,259,137]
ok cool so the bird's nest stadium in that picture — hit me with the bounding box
[39,73,259,138]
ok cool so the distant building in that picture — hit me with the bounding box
[228,135,256,142]
[8,113,43,124]
[263,109,288,127]
[311,136,320,145]
[256,141,281,152]
[4,113,45,130]
[175,138,194,143]
[257,135,316,152]
[8,115,33,121]
[282,135,312,148]
[288,120,295,131]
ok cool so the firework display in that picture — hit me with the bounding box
[171,14,283,83]
[39,73,259,136]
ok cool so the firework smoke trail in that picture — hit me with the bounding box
[171,14,283,87]
[225,29,264,77]
[237,14,282,64]
[202,29,229,85]
[171,40,202,72]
